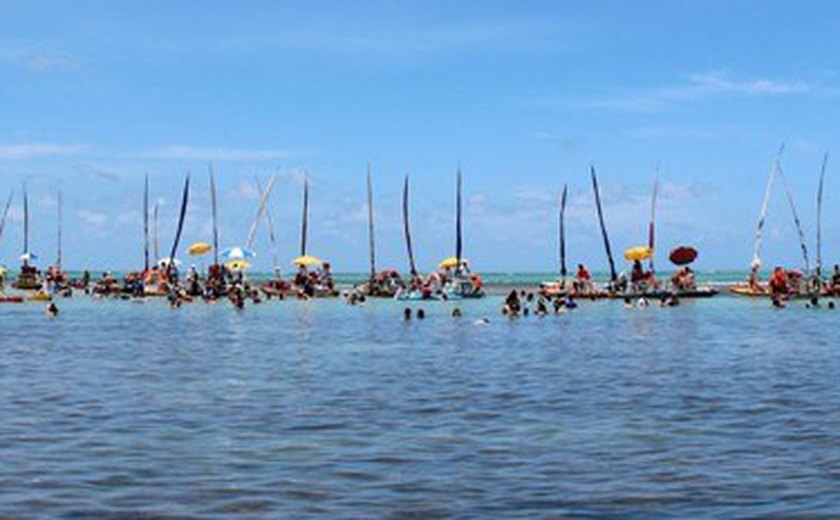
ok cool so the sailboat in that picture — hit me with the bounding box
[0,190,24,301]
[46,190,71,295]
[442,168,484,298]
[731,148,818,298]
[354,167,403,298]
[291,173,337,297]
[13,185,43,291]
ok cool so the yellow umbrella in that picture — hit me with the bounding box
[188,242,212,256]
[624,246,653,262]
[0,267,7,275]
[438,256,467,270]
[225,259,250,271]
[292,255,322,267]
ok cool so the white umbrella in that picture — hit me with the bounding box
[20,252,38,262]
[221,246,256,260]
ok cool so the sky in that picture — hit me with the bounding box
[1,0,840,273]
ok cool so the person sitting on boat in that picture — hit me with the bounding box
[747,262,762,292]
[469,273,484,293]
[576,264,592,293]
[831,265,840,295]
[320,262,335,292]
[768,267,789,298]
[787,269,805,295]
[630,260,645,291]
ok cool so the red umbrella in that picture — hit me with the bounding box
[669,246,698,266]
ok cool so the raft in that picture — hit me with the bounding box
[0,295,24,303]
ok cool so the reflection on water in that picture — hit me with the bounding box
[1,295,840,517]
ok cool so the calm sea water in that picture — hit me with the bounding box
[2,294,840,517]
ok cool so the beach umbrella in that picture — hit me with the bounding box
[623,246,652,262]
[292,254,321,267]
[225,259,250,271]
[438,256,468,270]
[0,267,7,276]
[669,246,698,266]
[19,252,38,262]
[188,242,212,256]
[221,246,256,260]
[157,257,181,269]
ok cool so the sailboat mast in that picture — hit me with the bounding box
[0,190,13,248]
[153,202,160,261]
[648,171,659,275]
[167,174,191,275]
[455,168,463,275]
[210,164,220,267]
[246,173,277,250]
[301,172,309,256]
[778,164,810,274]
[403,175,418,277]
[816,151,829,280]
[254,176,279,271]
[752,146,783,270]
[591,166,617,283]
[22,183,29,258]
[144,174,150,272]
[559,184,568,280]
[57,190,63,268]
[367,166,376,281]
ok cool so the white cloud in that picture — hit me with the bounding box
[588,71,817,112]
[25,51,82,73]
[77,209,108,228]
[0,143,89,160]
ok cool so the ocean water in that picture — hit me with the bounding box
[2,294,840,517]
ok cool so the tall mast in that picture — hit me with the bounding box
[752,145,783,271]
[367,165,376,281]
[455,167,463,275]
[648,169,659,275]
[301,172,309,256]
[22,183,29,259]
[56,190,63,268]
[816,152,829,280]
[0,190,13,249]
[246,173,276,250]
[167,174,191,276]
[254,176,279,271]
[778,163,810,274]
[144,174,150,271]
[559,184,568,280]
[403,175,418,277]
[591,166,617,284]
[153,202,160,261]
[210,164,220,266]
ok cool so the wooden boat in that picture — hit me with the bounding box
[0,295,24,303]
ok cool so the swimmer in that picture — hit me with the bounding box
[623,297,634,309]
[452,308,463,318]
[637,297,649,308]
[45,302,59,317]
[829,301,836,309]
[474,317,490,325]
[772,297,785,309]
[404,307,412,320]
[565,297,578,310]
[417,308,426,320]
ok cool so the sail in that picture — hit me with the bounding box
[648,172,659,274]
[559,184,568,279]
[0,190,13,247]
[752,147,783,269]
[246,173,277,249]
[56,190,63,268]
[816,152,829,279]
[403,175,418,277]
[455,168,463,274]
[167,174,190,273]
[255,176,279,271]
[210,164,220,266]
[778,164,810,273]
[301,173,309,256]
[591,166,617,283]
[144,174,150,271]
[22,184,29,256]
[367,166,376,280]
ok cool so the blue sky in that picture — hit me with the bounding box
[1,0,839,272]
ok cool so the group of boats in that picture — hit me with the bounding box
[0,148,834,306]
